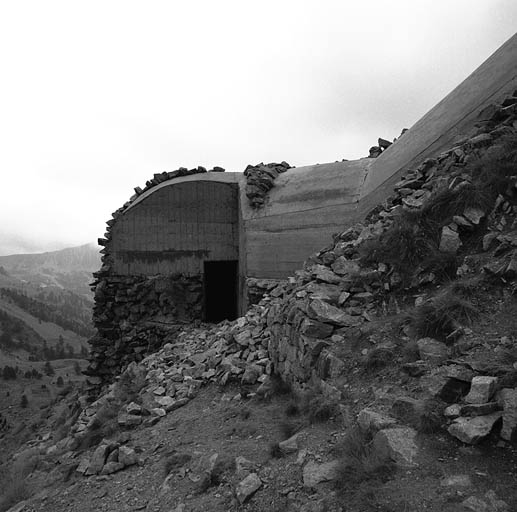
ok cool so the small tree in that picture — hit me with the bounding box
[56,376,64,387]
[2,366,16,380]
[44,361,55,376]
[73,361,81,375]
[20,394,28,408]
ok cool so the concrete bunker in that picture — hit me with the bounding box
[89,32,517,385]
[110,177,242,322]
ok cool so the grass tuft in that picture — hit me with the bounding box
[269,442,283,459]
[270,374,293,396]
[0,478,31,512]
[416,399,445,434]
[408,290,477,342]
[162,452,192,477]
[284,401,300,417]
[364,347,395,372]
[299,390,340,424]
[334,426,394,487]
[360,136,517,281]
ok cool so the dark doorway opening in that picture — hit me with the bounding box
[204,260,238,322]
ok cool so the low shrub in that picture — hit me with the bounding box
[360,213,433,274]
[416,398,445,434]
[334,426,393,487]
[163,451,192,477]
[0,460,35,512]
[416,250,459,283]
[401,339,420,362]
[279,420,299,440]
[269,442,283,459]
[299,389,340,424]
[284,400,299,417]
[360,136,517,282]
[0,477,31,512]
[364,347,394,372]
[78,400,120,450]
[113,362,146,404]
[269,374,292,396]
[408,290,477,341]
[209,455,235,485]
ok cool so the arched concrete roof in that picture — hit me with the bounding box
[123,172,244,214]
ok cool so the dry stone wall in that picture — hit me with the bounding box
[244,161,291,208]
[87,166,225,385]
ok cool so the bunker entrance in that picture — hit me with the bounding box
[204,260,238,322]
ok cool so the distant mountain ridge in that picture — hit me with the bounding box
[0,244,100,297]
[0,244,96,362]
[0,244,100,273]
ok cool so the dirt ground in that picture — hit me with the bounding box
[17,382,517,512]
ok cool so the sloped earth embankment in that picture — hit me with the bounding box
[22,384,517,512]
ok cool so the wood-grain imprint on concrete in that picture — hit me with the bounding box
[111,181,239,276]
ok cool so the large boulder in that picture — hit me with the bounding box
[357,408,397,433]
[331,257,360,276]
[307,299,361,327]
[302,460,341,488]
[498,388,517,441]
[278,433,300,455]
[236,473,262,503]
[372,427,418,466]
[417,338,449,364]
[465,376,497,404]
[439,226,461,253]
[448,412,502,444]
[85,444,111,475]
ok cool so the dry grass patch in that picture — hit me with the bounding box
[299,389,340,424]
[334,426,394,487]
[407,289,477,342]
[364,347,395,372]
[416,398,445,434]
[0,477,31,512]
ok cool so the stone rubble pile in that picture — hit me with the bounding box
[244,161,291,208]
[443,372,517,445]
[262,89,517,392]
[75,442,139,476]
[73,304,274,455]
[368,129,408,158]
[87,274,203,386]
[246,278,285,306]
[355,356,517,446]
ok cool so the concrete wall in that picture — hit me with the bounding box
[241,32,517,279]
[111,179,240,275]
[356,31,517,218]
[241,159,371,278]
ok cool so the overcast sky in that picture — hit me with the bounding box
[0,1,516,255]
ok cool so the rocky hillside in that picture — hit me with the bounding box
[3,94,517,511]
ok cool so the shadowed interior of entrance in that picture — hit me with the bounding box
[204,260,238,322]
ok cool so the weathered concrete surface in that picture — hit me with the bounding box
[242,159,369,279]
[244,32,517,278]
[112,179,240,276]
[357,32,517,218]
